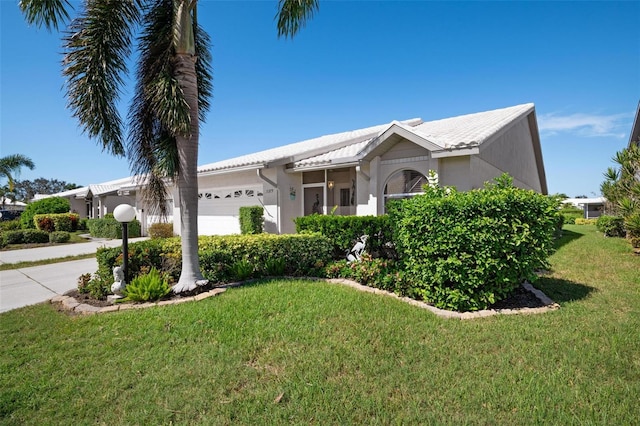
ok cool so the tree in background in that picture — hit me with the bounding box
[13,178,81,202]
[0,154,35,209]
[600,144,640,238]
[20,0,318,292]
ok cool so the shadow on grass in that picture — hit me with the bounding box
[554,229,584,251]
[535,276,596,304]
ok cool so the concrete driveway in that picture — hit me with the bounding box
[1,259,98,313]
[0,237,147,313]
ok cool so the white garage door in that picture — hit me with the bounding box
[197,186,264,235]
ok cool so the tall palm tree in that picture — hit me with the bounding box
[20,0,319,292]
[0,154,35,208]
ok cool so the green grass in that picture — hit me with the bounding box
[1,225,638,424]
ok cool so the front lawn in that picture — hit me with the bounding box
[1,225,638,424]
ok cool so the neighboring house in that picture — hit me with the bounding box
[629,100,640,148]
[564,197,606,219]
[45,103,548,236]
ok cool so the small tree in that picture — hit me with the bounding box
[600,144,640,238]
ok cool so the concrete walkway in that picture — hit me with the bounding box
[0,238,148,313]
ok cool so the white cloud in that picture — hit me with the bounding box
[538,111,631,139]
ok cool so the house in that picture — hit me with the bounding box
[563,197,606,219]
[629,100,640,148]
[46,103,548,236]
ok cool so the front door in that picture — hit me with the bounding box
[303,186,324,215]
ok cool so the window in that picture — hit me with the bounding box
[340,188,350,207]
[383,169,427,210]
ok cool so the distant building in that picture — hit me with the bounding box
[564,197,606,219]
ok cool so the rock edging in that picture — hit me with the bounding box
[51,278,559,319]
[50,288,227,315]
[323,279,560,320]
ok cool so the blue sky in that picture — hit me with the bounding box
[1,0,638,198]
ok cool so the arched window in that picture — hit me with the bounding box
[383,169,427,210]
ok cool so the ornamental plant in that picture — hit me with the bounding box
[391,173,560,312]
[119,267,171,303]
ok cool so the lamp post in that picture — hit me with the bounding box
[113,204,136,284]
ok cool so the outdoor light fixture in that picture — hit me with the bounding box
[113,204,136,284]
[328,181,334,190]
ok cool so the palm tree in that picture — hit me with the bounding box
[0,154,35,208]
[20,0,319,292]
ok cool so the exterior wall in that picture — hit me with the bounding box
[69,197,88,217]
[279,168,302,234]
[438,156,471,191]
[477,117,542,192]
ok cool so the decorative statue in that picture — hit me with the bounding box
[346,235,368,262]
[111,266,126,295]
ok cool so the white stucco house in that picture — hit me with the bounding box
[45,103,548,236]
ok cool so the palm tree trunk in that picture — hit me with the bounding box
[172,52,207,293]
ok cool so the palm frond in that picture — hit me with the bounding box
[603,167,619,182]
[19,0,73,31]
[62,0,140,156]
[276,0,319,38]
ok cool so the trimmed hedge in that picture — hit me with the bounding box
[87,217,141,239]
[33,213,79,232]
[89,233,333,299]
[1,229,50,244]
[239,206,264,234]
[49,231,70,243]
[390,175,560,312]
[294,214,395,259]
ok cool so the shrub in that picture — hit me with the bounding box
[0,219,21,232]
[34,215,55,232]
[575,218,597,225]
[21,229,49,244]
[230,259,255,281]
[596,215,626,237]
[623,212,640,238]
[148,222,174,239]
[294,214,396,259]
[95,234,333,286]
[79,270,113,300]
[239,206,264,234]
[20,197,70,229]
[119,268,171,303]
[324,255,406,294]
[2,230,24,244]
[96,239,169,282]
[264,257,286,276]
[390,174,559,312]
[88,216,141,239]
[49,231,70,243]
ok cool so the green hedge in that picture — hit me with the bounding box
[294,215,395,259]
[33,213,79,232]
[390,175,560,312]
[87,217,141,239]
[239,206,264,234]
[49,231,70,243]
[1,229,50,244]
[90,233,333,298]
